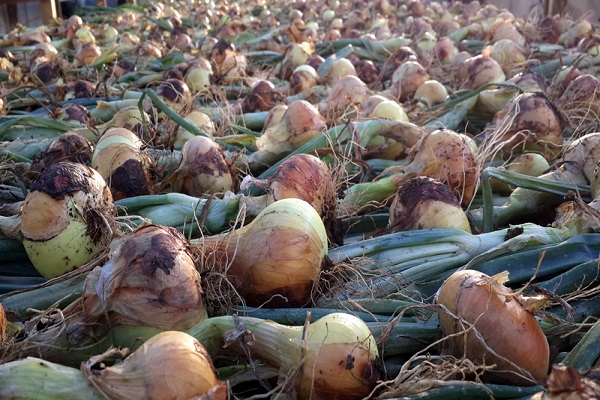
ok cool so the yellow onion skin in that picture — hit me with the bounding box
[389,129,480,207]
[172,136,233,196]
[21,162,114,279]
[75,225,206,333]
[318,75,370,116]
[268,153,334,216]
[202,198,328,307]
[85,331,225,400]
[437,270,549,385]
[459,54,506,90]
[389,176,471,233]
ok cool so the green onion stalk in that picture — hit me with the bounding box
[318,223,581,305]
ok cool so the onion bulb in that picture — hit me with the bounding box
[72,225,206,336]
[413,79,448,106]
[184,57,213,95]
[20,162,115,278]
[391,60,430,102]
[240,80,285,113]
[437,270,549,385]
[389,176,471,233]
[289,64,318,95]
[252,100,326,167]
[84,331,224,400]
[490,153,550,195]
[458,55,506,90]
[220,313,380,399]
[92,127,154,200]
[318,75,370,116]
[200,198,328,307]
[480,92,563,162]
[173,110,216,149]
[389,129,479,206]
[170,136,233,196]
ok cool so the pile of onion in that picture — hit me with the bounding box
[20,162,115,279]
[437,269,549,385]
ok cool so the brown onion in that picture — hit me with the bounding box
[437,269,549,385]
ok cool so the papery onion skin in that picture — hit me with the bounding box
[74,225,206,334]
[437,270,550,385]
[21,162,115,278]
[85,331,224,400]
[172,136,233,196]
[202,198,328,307]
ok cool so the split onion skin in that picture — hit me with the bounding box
[437,269,550,385]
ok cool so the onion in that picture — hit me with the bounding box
[55,103,91,126]
[458,54,506,90]
[276,42,312,80]
[318,75,370,116]
[437,270,549,385]
[75,43,102,66]
[170,136,233,196]
[389,176,471,233]
[200,198,328,307]
[32,132,93,173]
[240,80,285,113]
[391,60,430,102]
[289,64,318,95]
[73,225,206,334]
[413,79,448,107]
[490,152,550,196]
[91,127,154,200]
[173,110,216,149]
[84,331,224,400]
[489,39,528,72]
[253,100,326,166]
[184,57,213,95]
[326,57,358,85]
[479,92,563,162]
[155,78,192,115]
[20,162,115,278]
[389,128,479,206]
[218,313,380,399]
[370,99,409,122]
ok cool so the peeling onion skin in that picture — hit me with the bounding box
[21,162,115,279]
[70,225,206,340]
[172,136,233,196]
[437,270,550,385]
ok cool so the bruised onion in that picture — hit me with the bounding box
[437,270,549,385]
[389,176,471,233]
[200,198,328,307]
[85,331,224,400]
[91,127,154,200]
[72,225,206,333]
[240,80,285,113]
[170,136,233,196]
[20,162,115,278]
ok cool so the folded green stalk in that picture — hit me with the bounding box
[115,192,268,236]
[321,224,577,303]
